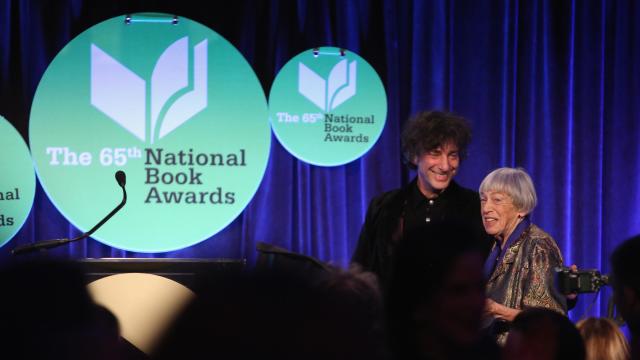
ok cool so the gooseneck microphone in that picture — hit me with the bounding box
[115,170,126,187]
[12,171,128,255]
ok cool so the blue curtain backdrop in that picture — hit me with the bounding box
[1,0,639,322]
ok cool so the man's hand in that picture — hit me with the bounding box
[566,264,578,300]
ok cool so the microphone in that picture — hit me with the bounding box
[115,170,126,187]
[12,171,128,255]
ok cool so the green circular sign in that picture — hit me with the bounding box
[0,115,36,248]
[269,47,387,166]
[30,13,270,252]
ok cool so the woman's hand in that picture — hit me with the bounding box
[485,299,521,322]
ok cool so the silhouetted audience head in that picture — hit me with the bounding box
[503,307,585,360]
[153,264,388,360]
[611,234,640,336]
[318,264,385,340]
[576,317,630,360]
[386,223,497,359]
[0,258,122,360]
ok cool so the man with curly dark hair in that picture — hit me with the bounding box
[351,110,492,289]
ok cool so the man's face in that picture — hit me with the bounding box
[413,142,460,197]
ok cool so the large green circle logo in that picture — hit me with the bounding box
[269,47,387,166]
[0,115,36,248]
[30,14,270,252]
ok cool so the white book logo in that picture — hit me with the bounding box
[90,36,208,143]
[298,59,357,111]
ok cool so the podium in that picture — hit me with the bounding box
[80,258,245,355]
[80,258,246,290]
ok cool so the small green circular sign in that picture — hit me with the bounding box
[0,115,36,248]
[30,13,270,252]
[269,47,387,166]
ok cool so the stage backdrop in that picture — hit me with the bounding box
[1,0,639,321]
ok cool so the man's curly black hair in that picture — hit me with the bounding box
[400,111,472,170]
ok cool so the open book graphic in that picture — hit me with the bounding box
[298,59,357,112]
[91,36,208,144]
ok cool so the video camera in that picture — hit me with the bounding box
[555,266,609,294]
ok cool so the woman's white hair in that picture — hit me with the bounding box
[479,167,538,215]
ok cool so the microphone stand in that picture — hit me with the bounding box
[12,172,127,255]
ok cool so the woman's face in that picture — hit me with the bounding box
[480,191,525,240]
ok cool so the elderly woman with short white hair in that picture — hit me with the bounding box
[480,167,566,344]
